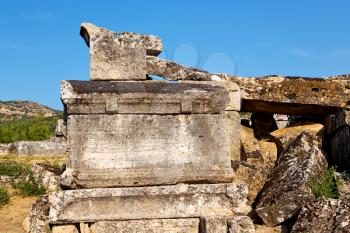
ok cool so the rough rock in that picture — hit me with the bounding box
[269,122,325,153]
[228,216,255,233]
[61,80,231,115]
[22,216,30,233]
[274,114,289,129]
[0,143,11,155]
[80,23,162,81]
[32,163,61,192]
[61,112,239,188]
[232,76,347,115]
[10,140,66,156]
[233,125,277,204]
[251,112,277,138]
[49,183,250,223]
[334,172,350,203]
[80,222,91,233]
[52,224,79,233]
[29,195,50,233]
[90,219,199,233]
[291,198,350,233]
[201,217,228,233]
[255,225,288,233]
[256,132,328,226]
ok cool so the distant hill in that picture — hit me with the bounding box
[0,101,63,143]
[0,100,62,121]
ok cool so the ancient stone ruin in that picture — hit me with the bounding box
[26,23,350,233]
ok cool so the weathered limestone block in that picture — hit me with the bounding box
[80,223,91,233]
[0,143,11,155]
[179,80,241,111]
[32,163,61,192]
[29,195,50,233]
[80,23,161,81]
[201,217,228,233]
[291,198,350,233]
[256,132,328,226]
[273,114,289,129]
[233,125,277,204]
[90,219,200,233]
[61,112,239,188]
[49,183,250,223]
[228,216,255,233]
[10,140,66,156]
[61,80,230,115]
[52,224,79,233]
[269,122,325,153]
[232,76,347,115]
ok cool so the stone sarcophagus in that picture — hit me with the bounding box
[43,22,250,233]
[60,80,240,188]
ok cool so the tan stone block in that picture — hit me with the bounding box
[52,224,79,233]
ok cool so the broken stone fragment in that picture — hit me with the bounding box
[80,22,162,81]
[256,132,328,226]
[269,122,325,153]
[291,198,350,233]
[32,163,62,193]
[255,224,289,233]
[29,195,50,233]
[49,183,250,224]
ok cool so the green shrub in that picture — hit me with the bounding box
[0,186,9,207]
[308,166,339,199]
[0,115,61,143]
[0,160,31,177]
[14,180,45,196]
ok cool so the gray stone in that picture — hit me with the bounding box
[61,80,230,115]
[273,114,289,129]
[80,23,162,81]
[291,198,350,233]
[201,217,228,233]
[90,219,200,233]
[49,183,250,223]
[256,132,328,226]
[61,112,239,188]
[29,195,51,233]
[228,216,255,233]
[0,143,11,155]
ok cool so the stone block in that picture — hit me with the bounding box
[80,23,162,81]
[90,219,200,233]
[61,80,230,115]
[52,224,79,233]
[49,183,250,223]
[228,216,255,233]
[61,112,239,188]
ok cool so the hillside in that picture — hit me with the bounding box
[0,101,63,143]
[0,100,61,121]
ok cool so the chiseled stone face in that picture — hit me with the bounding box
[61,112,239,188]
[49,183,250,224]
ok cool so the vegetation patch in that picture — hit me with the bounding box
[14,181,45,196]
[308,166,339,199]
[0,114,62,143]
[0,186,9,207]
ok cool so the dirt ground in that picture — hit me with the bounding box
[0,193,36,233]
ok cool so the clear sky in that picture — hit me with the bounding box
[1,1,350,110]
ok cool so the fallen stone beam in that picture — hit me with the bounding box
[49,183,250,224]
[146,56,222,81]
[231,76,349,115]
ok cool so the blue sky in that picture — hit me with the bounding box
[0,1,350,110]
